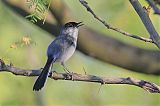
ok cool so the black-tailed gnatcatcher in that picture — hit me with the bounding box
[33,22,83,91]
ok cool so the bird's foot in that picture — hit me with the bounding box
[62,68,74,80]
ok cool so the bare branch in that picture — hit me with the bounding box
[146,0,160,15]
[0,59,159,93]
[79,0,153,43]
[129,0,160,48]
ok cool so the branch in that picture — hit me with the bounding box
[0,59,159,93]
[79,0,153,43]
[146,0,160,15]
[129,0,160,48]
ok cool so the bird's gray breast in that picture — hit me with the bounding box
[59,36,77,62]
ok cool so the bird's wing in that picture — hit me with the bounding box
[47,37,64,60]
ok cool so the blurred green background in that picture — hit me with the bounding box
[0,0,160,106]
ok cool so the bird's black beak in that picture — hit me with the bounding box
[77,22,84,27]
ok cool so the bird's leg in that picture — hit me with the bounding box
[61,62,71,73]
[50,63,54,71]
[61,62,75,80]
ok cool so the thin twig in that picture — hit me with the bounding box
[146,0,160,15]
[79,0,153,43]
[0,59,159,93]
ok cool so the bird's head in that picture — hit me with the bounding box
[60,22,83,38]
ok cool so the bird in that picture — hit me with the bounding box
[33,22,83,91]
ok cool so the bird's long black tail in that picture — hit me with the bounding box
[33,58,53,91]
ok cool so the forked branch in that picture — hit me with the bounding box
[79,0,160,48]
[130,0,160,48]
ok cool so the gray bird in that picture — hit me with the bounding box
[33,22,83,91]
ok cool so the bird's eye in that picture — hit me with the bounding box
[67,24,73,27]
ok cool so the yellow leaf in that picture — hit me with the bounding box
[22,36,31,45]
